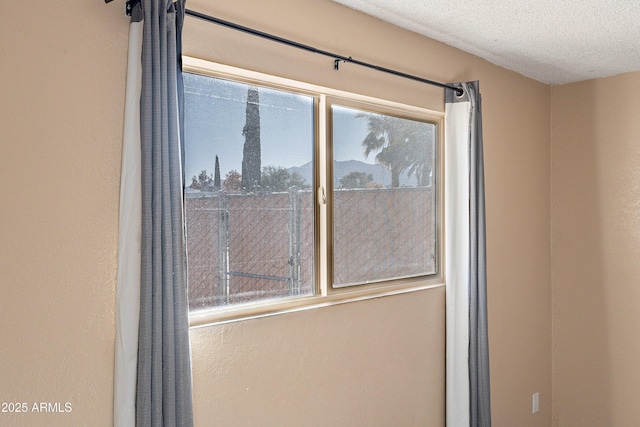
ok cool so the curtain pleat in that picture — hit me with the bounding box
[114,14,144,427]
[134,0,193,426]
[445,90,471,427]
[466,82,491,427]
[445,82,491,427]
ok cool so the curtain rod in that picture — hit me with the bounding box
[184,9,463,96]
[107,1,462,96]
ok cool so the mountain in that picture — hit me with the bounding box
[288,160,421,188]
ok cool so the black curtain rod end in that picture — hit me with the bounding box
[104,0,139,16]
[126,0,137,16]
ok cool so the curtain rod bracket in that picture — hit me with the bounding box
[333,57,352,71]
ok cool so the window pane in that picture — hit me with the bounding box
[184,73,315,310]
[332,105,437,287]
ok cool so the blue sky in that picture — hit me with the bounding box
[183,72,373,184]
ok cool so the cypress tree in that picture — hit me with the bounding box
[214,155,221,190]
[241,87,261,191]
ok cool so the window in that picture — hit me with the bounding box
[331,105,437,287]
[183,57,442,321]
[183,72,315,310]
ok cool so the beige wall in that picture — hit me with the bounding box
[0,1,127,426]
[186,2,552,425]
[1,0,551,425]
[551,72,640,426]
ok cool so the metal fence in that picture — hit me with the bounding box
[186,189,314,310]
[333,186,436,286]
[186,186,435,311]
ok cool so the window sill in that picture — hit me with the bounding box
[189,278,444,328]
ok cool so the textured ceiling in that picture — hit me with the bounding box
[332,0,640,85]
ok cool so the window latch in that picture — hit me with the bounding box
[318,186,326,205]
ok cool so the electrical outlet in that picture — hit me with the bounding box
[532,392,539,414]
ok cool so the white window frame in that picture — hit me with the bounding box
[184,56,445,327]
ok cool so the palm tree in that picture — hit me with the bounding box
[404,130,435,187]
[360,113,433,187]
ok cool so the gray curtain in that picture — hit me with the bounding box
[466,81,491,427]
[446,81,491,427]
[133,1,194,426]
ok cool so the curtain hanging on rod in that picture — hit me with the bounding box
[114,0,194,426]
[445,81,492,427]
